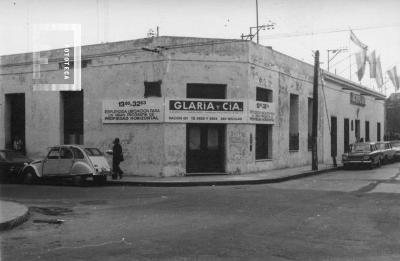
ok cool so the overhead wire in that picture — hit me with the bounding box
[259,24,400,40]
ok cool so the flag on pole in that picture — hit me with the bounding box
[375,56,384,89]
[355,50,367,81]
[350,30,368,50]
[367,50,377,78]
[387,66,400,91]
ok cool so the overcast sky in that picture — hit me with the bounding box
[1,0,399,95]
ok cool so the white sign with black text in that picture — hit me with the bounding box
[102,98,163,123]
[248,101,275,124]
[165,99,246,123]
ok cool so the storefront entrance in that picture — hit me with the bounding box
[4,94,25,152]
[186,124,225,173]
[62,91,83,144]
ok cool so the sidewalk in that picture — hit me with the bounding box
[0,200,29,231]
[108,164,340,187]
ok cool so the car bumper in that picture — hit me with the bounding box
[342,160,372,164]
[93,170,111,176]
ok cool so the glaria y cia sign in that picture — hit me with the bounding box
[166,99,245,123]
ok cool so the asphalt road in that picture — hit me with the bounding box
[1,163,400,260]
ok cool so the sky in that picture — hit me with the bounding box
[0,0,399,95]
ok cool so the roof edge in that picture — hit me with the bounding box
[323,71,386,100]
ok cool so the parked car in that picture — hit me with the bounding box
[376,141,396,164]
[388,140,400,161]
[342,142,382,169]
[0,150,32,183]
[19,145,111,185]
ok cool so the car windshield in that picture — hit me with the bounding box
[376,143,386,150]
[0,151,28,161]
[84,148,103,156]
[350,144,371,152]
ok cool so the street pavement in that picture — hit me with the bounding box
[1,162,400,260]
[268,162,400,193]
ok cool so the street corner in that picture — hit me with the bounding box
[0,200,30,231]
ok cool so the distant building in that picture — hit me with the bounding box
[385,93,400,140]
[0,36,386,177]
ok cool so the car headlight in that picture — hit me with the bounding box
[363,156,370,160]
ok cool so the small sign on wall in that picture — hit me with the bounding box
[248,101,275,124]
[350,92,366,107]
[102,98,163,123]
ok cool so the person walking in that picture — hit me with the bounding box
[112,138,124,179]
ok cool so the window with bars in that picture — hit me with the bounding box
[256,87,273,102]
[289,94,299,151]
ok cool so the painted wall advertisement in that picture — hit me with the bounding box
[102,98,275,124]
[102,98,163,123]
[248,101,275,124]
[165,99,246,123]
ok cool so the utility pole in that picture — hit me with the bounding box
[312,50,319,171]
[240,0,275,42]
[240,22,275,41]
[256,0,259,44]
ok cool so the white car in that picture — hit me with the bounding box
[389,140,400,161]
[20,145,111,185]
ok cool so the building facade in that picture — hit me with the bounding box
[385,93,400,140]
[0,36,386,177]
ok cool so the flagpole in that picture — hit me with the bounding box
[349,35,352,80]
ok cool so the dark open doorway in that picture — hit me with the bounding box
[62,91,83,144]
[344,118,349,152]
[331,116,337,166]
[5,94,25,152]
[186,124,225,173]
[355,119,360,141]
[186,83,226,173]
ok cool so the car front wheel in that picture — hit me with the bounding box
[73,176,86,186]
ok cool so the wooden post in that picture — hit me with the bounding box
[312,50,319,171]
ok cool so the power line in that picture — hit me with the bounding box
[331,53,354,68]
[259,24,400,40]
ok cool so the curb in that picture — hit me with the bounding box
[107,167,341,187]
[0,205,30,232]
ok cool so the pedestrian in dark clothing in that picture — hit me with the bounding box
[112,138,124,179]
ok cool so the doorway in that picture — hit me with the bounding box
[62,91,83,144]
[344,118,349,152]
[5,94,25,151]
[365,121,370,142]
[186,124,225,173]
[331,116,337,158]
[355,119,360,141]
